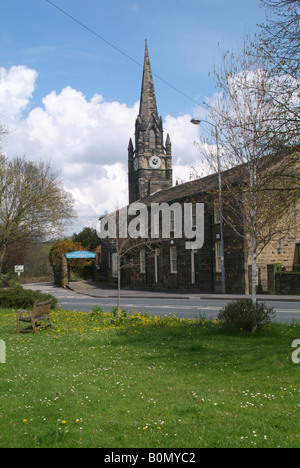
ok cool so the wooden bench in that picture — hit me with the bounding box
[17,300,52,334]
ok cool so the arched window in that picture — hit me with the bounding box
[149,129,156,150]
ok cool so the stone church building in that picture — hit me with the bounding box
[101,42,300,294]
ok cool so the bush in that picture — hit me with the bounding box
[0,273,22,289]
[217,300,276,332]
[0,285,57,309]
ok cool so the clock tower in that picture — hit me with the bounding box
[128,41,173,204]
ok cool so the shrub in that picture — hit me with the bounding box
[0,285,57,309]
[0,273,22,289]
[217,300,276,332]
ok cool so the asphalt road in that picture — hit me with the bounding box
[24,283,300,324]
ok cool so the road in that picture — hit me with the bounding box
[23,283,300,324]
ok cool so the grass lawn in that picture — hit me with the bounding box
[0,306,299,448]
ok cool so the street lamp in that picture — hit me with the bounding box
[191,118,226,295]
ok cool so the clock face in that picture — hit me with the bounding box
[149,155,162,169]
[133,158,139,171]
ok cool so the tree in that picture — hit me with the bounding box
[0,156,76,274]
[73,227,100,251]
[204,36,299,311]
[258,1,300,150]
[259,0,300,79]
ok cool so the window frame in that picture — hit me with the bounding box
[170,246,178,274]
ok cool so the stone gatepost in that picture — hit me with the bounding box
[61,254,69,288]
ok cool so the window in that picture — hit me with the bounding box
[140,249,146,274]
[112,253,119,278]
[214,200,221,224]
[185,203,197,228]
[215,242,222,273]
[170,247,177,274]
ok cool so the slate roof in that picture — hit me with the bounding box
[136,164,242,207]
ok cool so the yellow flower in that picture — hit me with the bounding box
[23,419,27,423]
[62,420,67,425]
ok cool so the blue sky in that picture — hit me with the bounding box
[0,0,267,234]
[1,0,265,116]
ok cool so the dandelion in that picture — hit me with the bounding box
[23,419,27,423]
[62,420,67,425]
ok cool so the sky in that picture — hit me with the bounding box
[0,0,267,235]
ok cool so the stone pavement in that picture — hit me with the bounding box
[66,280,300,302]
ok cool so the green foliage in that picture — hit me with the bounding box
[272,263,285,273]
[89,305,105,317]
[0,272,21,289]
[0,285,57,309]
[73,227,100,251]
[217,300,276,332]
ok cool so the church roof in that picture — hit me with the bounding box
[137,172,219,206]
[136,163,244,206]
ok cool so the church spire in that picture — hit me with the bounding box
[128,41,173,204]
[139,40,158,120]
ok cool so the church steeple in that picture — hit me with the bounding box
[128,41,173,204]
[139,40,158,121]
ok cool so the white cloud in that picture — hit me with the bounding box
[164,113,200,165]
[0,65,38,122]
[0,65,208,234]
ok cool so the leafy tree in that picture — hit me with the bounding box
[73,227,100,251]
[0,156,76,274]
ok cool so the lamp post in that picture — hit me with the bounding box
[191,118,226,294]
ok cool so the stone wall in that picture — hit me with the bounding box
[275,273,300,295]
[247,201,300,293]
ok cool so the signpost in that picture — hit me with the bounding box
[15,265,24,278]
